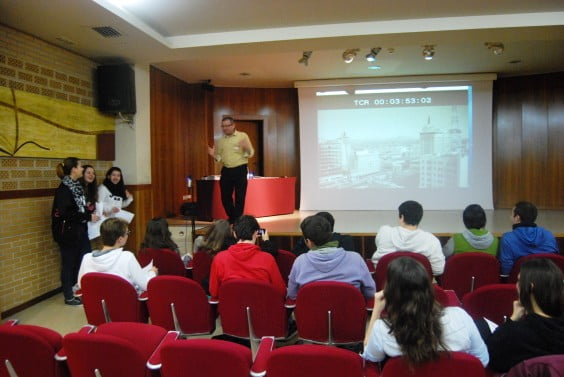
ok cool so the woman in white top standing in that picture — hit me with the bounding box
[98,167,133,216]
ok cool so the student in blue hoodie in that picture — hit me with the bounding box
[287,215,375,300]
[499,201,559,276]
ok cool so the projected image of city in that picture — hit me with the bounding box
[317,105,469,190]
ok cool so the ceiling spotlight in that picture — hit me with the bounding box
[365,47,382,62]
[342,48,359,63]
[485,42,504,56]
[298,51,312,66]
[422,45,435,60]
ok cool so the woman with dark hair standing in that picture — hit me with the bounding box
[79,164,98,213]
[139,217,180,255]
[98,166,133,216]
[363,257,488,367]
[51,157,99,305]
[487,258,564,372]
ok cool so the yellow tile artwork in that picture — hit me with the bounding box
[0,86,114,158]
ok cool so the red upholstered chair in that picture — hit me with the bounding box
[434,284,461,307]
[275,249,296,285]
[159,337,275,377]
[441,252,501,299]
[0,320,67,377]
[382,352,486,377]
[462,284,518,325]
[80,272,149,325]
[191,251,213,289]
[375,252,433,290]
[218,279,294,355]
[62,322,169,377]
[138,248,186,277]
[506,354,564,377]
[294,281,367,346]
[265,344,380,377]
[147,275,216,337]
[507,253,564,284]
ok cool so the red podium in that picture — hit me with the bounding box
[196,177,296,220]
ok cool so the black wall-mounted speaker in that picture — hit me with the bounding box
[96,64,136,114]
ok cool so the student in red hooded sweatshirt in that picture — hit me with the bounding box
[209,215,286,301]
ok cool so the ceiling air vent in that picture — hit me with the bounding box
[92,26,122,38]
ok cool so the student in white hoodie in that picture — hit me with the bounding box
[78,218,158,292]
[372,200,444,276]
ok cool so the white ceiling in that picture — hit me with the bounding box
[2,0,564,87]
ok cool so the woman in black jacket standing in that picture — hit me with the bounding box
[51,157,99,305]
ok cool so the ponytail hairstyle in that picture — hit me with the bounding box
[56,157,79,179]
[383,257,446,366]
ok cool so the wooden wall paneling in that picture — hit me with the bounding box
[493,78,524,208]
[123,184,152,253]
[546,75,564,208]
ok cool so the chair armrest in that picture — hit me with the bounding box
[365,258,375,275]
[185,260,193,270]
[208,297,219,304]
[443,289,462,307]
[364,360,381,377]
[138,291,149,301]
[147,331,180,370]
[284,297,296,309]
[250,336,275,377]
[73,289,83,297]
[366,297,374,312]
[55,325,95,361]
[2,319,19,327]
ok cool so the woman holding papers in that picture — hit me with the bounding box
[486,258,564,372]
[98,166,133,217]
[51,157,100,306]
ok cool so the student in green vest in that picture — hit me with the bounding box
[442,204,499,258]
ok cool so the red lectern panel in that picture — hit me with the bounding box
[196,177,296,220]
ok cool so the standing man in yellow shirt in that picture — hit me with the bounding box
[208,116,254,224]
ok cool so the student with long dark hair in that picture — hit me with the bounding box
[139,217,180,254]
[51,157,99,305]
[487,258,564,372]
[79,164,98,212]
[98,166,133,216]
[363,257,488,367]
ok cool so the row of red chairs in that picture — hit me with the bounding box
[3,319,562,377]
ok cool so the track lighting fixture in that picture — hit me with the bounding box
[485,42,504,56]
[298,51,312,66]
[422,45,435,60]
[365,47,382,62]
[342,48,359,63]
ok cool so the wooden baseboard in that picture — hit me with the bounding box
[1,287,62,319]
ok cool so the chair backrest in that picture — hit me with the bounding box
[434,284,461,307]
[382,352,486,377]
[147,275,215,336]
[160,339,252,377]
[191,251,213,288]
[0,323,63,377]
[63,322,166,377]
[442,252,501,299]
[81,272,148,325]
[507,253,564,283]
[218,279,288,339]
[375,252,433,290]
[506,354,564,377]
[462,283,518,324]
[266,344,365,377]
[138,248,185,277]
[275,249,296,285]
[294,281,366,345]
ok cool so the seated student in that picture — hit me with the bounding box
[362,257,488,367]
[292,211,354,256]
[193,219,236,257]
[208,215,286,300]
[442,204,499,258]
[499,201,559,276]
[372,200,445,276]
[139,217,180,255]
[486,258,564,373]
[78,218,158,292]
[287,215,375,300]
